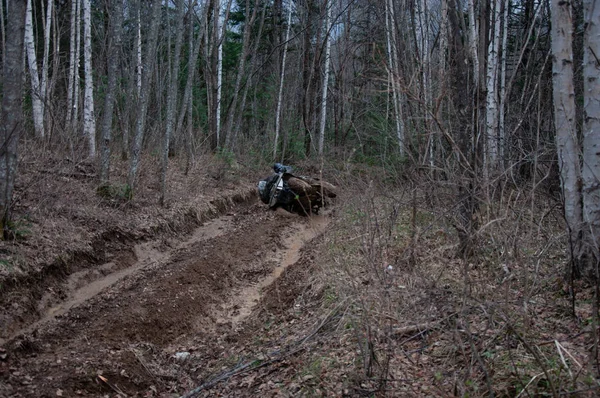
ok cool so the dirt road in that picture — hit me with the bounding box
[0,199,331,397]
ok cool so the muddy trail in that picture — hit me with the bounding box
[0,200,331,397]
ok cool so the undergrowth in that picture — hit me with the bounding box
[318,170,599,397]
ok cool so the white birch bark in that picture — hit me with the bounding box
[136,2,142,98]
[416,0,433,166]
[551,0,583,262]
[467,0,479,88]
[318,0,333,156]
[498,0,509,164]
[273,0,293,159]
[40,0,52,124]
[66,0,78,128]
[25,0,44,138]
[215,0,224,147]
[73,0,82,131]
[484,0,502,169]
[581,0,600,262]
[83,0,95,158]
[385,0,404,156]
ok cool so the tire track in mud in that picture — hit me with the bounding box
[1,204,331,397]
[3,213,239,344]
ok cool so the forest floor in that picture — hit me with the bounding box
[1,147,599,397]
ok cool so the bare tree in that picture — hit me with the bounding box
[273,0,294,160]
[160,0,186,205]
[551,0,583,274]
[0,0,26,237]
[127,0,162,197]
[318,0,333,156]
[25,0,44,138]
[83,0,96,158]
[99,0,124,186]
[66,0,80,130]
[484,0,502,171]
[223,0,261,151]
[581,0,600,271]
[385,0,405,156]
[0,0,5,70]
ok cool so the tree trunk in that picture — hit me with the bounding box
[498,0,509,166]
[66,0,79,129]
[0,0,26,237]
[25,0,44,138]
[581,0,600,273]
[484,0,502,171]
[0,0,5,71]
[551,0,583,275]
[176,0,208,141]
[318,0,332,156]
[160,0,185,205]
[467,0,479,88]
[99,0,123,186]
[127,0,162,197]
[273,0,293,160]
[40,0,53,135]
[385,0,405,156]
[83,0,96,158]
[215,0,223,148]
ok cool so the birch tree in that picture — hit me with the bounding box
[498,0,509,164]
[40,0,53,133]
[581,0,600,272]
[467,0,479,89]
[551,0,583,273]
[273,0,293,160]
[66,0,80,129]
[215,0,224,148]
[385,0,405,156]
[99,0,124,186]
[485,0,502,170]
[25,0,44,138]
[318,0,333,156]
[0,0,26,236]
[83,0,96,158]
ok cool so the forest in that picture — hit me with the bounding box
[0,0,599,396]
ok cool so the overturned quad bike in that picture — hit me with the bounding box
[258,164,337,215]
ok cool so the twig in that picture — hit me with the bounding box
[555,340,582,369]
[130,347,156,379]
[392,322,438,338]
[515,372,544,398]
[555,340,572,378]
[98,375,127,397]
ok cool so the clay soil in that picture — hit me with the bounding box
[0,149,336,397]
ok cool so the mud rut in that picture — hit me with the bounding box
[0,200,331,397]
